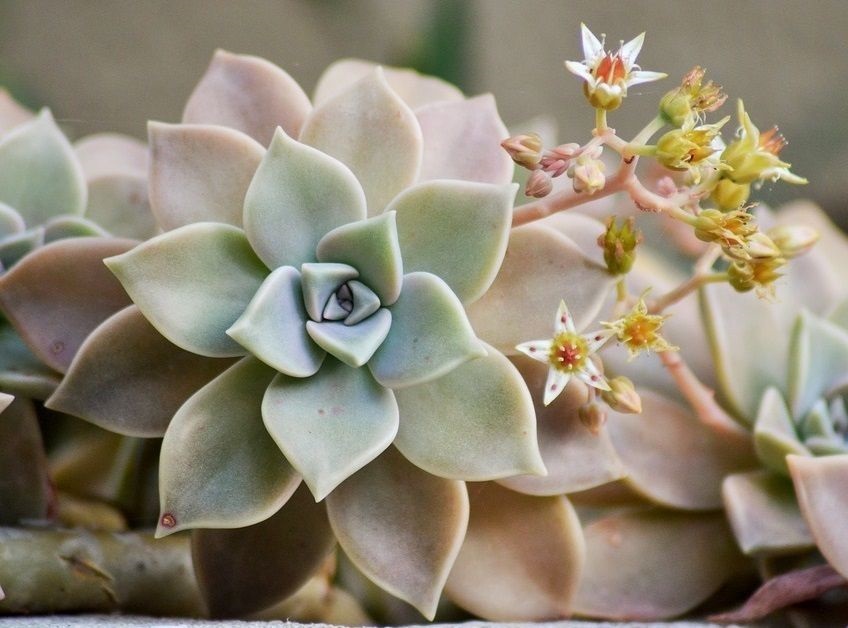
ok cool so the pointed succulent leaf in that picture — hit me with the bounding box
[369,272,485,389]
[0,227,44,270]
[85,173,155,240]
[0,88,34,135]
[300,262,359,321]
[0,397,51,525]
[326,447,469,620]
[498,357,626,495]
[301,69,423,215]
[0,322,60,400]
[306,309,392,367]
[105,223,268,358]
[313,59,464,109]
[722,470,814,555]
[48,306,234,437]
[573,510,745,620]
[0,109,86,226]
[540,212,607,266]
[227,266,325,377]
[192,483,335,618]
[607,389,757,510]
[43,215,109,242]
[148,122,264,231]
[244,128,366,269]
[74,132,148,179]
[345,280,381,325]
[789,454,848,579]
[0,237,135,372]
[387,180,516,304]
[316,212,403,306]
[183,49,312,146]
[788,310,848,418]
[416,95,514,185]
[754,387,810,476]
[446,484,584,621]
[394,344,545,480]
[0,203,24,238]
[262,357,398,501]
[468,224,615,354]
[157,357,300,536]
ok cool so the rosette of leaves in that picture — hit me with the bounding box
[39,53,593,620]
[703,202,848,585]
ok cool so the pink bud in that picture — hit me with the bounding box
[525,170,553,198]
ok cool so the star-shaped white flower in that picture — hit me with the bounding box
[565,23,667,110]
[516,300,614,406]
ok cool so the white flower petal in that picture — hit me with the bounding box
[543,369,570,406]
[619,32,645,65]
[627,70,668,87]
[580,23,605,61]
[585,328,615,353]
[564,61,593,82]
[555,299,577,334]
[515,340,552,364]
[577,359,610,392]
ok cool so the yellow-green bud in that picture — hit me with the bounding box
[655,117,728,173]
[659,67,727,128]
[578,402,607,435]
[658,90,692,128]
[744,232,782,260]
[501,133,543,170]
[710,178,751,211]
[600,376,642,414]
[597,216,642,275]
[727,261,755,293]
[767,224,819,259]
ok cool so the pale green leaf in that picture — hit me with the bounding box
[788,310,848,418]
[306,309,391,368]
[754,387,810,476]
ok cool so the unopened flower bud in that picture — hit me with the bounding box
[502,133,543,170]
[710,178,751,211]
[744,232,781,260]
[568,154,606,194]
[597,215,642,275]
[693,208,756,248]
[600,376,642,414]
[727,260,755,293]
[767,224,819,259]
[728,257,786,299]
[540,143,580,177]
[659,66,727,127]
[525,169,553,198]
[578,402,607,435]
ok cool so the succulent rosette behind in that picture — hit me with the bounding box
[40,53,584,619]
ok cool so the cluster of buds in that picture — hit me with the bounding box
[502,135,606,198]
[659,66,727,127]
[654,116,729,183]
[598,215,642,275]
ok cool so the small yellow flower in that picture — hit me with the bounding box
[655,116,730,182]
[692,207,758,257]
[603,297,677,359]
[720,100,807,186]
[728,256,786,300]
[565,24,666,111]
[659,66,727,127]
[516,300,614,406]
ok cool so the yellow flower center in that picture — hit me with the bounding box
[549,332,589,373]
[622,317,661,348]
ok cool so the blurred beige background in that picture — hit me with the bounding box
[1,0,846,219]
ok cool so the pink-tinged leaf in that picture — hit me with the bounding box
[446,483,584,621]
[416,95,513,185]
[789,454,848,578]
[0,89,34,136]
[326,447,469,619]
[192,483,335,618]
[573,509,747,620]
[74,133,148,180]
[313,59,464,109]
[47,306,234,437]
[148,122,264,231]
[183,50,312,146]
[0,237,136,372]
[710,564,846,623]
[498,356,626,496]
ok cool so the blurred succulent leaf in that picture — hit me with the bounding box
[84,173,155,240]
[183,49,312,146]
[369,272,485,389]
[0,237,135,372]
[301,69,422,215]
[446,483,584,621]
[313,59,463,109]
[753,387,810,476]
[0,89,34,135]
[148,122,263,231]
[306,310,392,368]
[0,203,24,239]
[0,109,86,226]
[227,266,325,377]
[0,397,51,525]
[105,223,267,358]
[0,227,44,270]
[243,128,366,269]
[789,454,848,578]
[326,447,468,620]
[468,224,615,354]
[74,133,148,179]
[157,357,300,536]
[416,95,513,185]
[316,212,403,305]
[48,306,234,437]
[722,469,814,556]
[497,356,624,495]
[788,310,848,418]
[263,357,398,501]
[192,483,335,618]
[43,215,109,242]
[573,510,745,620]
[608,389,757,510]
[394,344,545,481]
[388,180,515,304]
